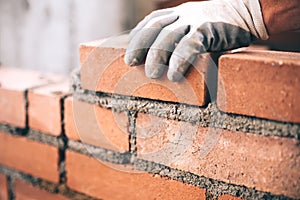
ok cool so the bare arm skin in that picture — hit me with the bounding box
[260,0,300,34]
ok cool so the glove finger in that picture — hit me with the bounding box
[145,24,190,79]
[128,9,173,40]
[124,15,179,66]
[168,31,206,82]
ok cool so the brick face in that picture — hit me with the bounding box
[66,150,206,200]
[136,114,300,199]
[0,67,63,128]
[70,99,129,152]
[14,179,69,200]
[80,35,213,106]
[0,174,8,200]
[0,88,26,128]
[218,194,243,200]
[136,113,198,164]
[64,97,80,141]
[28,81,70,136]
[0,132,59,183]
[218,50,300,123]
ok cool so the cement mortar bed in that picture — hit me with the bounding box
[72,70,300,139]
[0,123,296,200]
[0,124,59,147]
[0,166,98,200]
[68,140,132,165]
[134,159,292,200]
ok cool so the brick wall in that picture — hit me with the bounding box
[0,34,299,199]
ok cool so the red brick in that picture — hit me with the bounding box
[217,50,300,123]
[28,81,70,136]
[0,131,59,183]
[69,98,129,152]
[14,179,69,200]
[0,174,8,200]
[0,88,25,128]
[64,97,80,141]
[218,194,243,200]
[136,114,300,198]
[0,67,63,128]
[80,35,214,106]
[66,150,206,200]
[136,113,197,164]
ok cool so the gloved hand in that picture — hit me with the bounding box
[124,0,269,81]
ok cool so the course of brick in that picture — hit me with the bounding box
[0,67,64,128]
[66,150,206,200]
[0,34,299,200]
[218,50,300,123]
[14,179,69,200]
[0,131,59,183]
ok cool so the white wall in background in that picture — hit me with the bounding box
[0,0,154,75]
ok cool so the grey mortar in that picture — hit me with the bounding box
[68,140,131,165]
[7,175,15,200]
[128,110,138,156]
[72,70,300,139]
[58,95,70,184]
[134,159,295,200]
[0,122,294,199]
[0,165,98,200]
[0,124,28,136]
[27,129,60,147]
[0,124,59,147]
[51,137,296,199]
[0,125,68,187]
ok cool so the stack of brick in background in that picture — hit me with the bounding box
[0,35,299,200]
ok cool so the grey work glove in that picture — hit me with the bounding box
[124,0,269,81]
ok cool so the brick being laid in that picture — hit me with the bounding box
[79,35,215,106]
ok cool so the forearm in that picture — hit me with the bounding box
[259,0,300,34]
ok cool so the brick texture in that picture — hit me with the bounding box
[0,67,63,128]
[136,114,300,199]
[64,97,80,141]
[80,35,215,106]
[14,179,69,200]
[0,174,8,200]
[218,50,300,123]
[28,81,70,136]
[0,131,59,183]
[66,150,206,200]
[218,194,243,200]
[67,98,129,152]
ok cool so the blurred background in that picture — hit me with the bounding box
[0,0,156,75]
[1,0,299,75]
